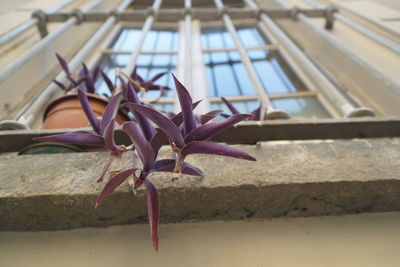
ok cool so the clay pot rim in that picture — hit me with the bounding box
[18,142,85,155]
[43,92,130,122]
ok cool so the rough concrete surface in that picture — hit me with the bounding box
[0,138,400,230]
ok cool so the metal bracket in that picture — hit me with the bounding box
[290,6,300,21]
[324,6,338,30]
[70,9,84,24]
[31,10,48,38]
[108,10,120,21]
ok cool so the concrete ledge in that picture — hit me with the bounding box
[1,138,400,231]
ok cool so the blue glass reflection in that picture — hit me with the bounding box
[271,97,331,118]
[211,100,259,114]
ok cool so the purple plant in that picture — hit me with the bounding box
[221,97,263,121]
[130,66,171,95]
[52,53,87,92]
[34,73,256,251]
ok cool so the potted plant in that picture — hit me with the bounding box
[34,74,256,251]
[42,54,129,129]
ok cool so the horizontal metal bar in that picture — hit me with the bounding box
[203,44,278,53]
[208,91,316,102]
[1,116,399,153]
[102,48,177,55]
[41,7,330,23]
[0,0,77,46]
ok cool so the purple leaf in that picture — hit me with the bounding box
[96,168,136,204]
[92,66,101,82]
[143,72,168,87]
[52,79,66,91]
[122,121,155,171]
[185,114,250,143]
[100,70,115,93]
[100,92,122,134]
[181,141,256,161]
[34,131,104,146]
[172,74,196,135]
[77,89,101,133]
[82,63,95,94]
[103,119,121,152]
[147,85,171,91]
[144,179,160,251]
[150,159,203,176]
[200,110,223,125]
[149,100,202,153]
[127,103,185,148]
[221,97,240,115]
[251,105,262,121]
[96,152,121,183]
[126,82,155,141]
[55,53,70,75]
[130,66,144,83]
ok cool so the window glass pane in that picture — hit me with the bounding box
[110,29,141,50]
[136,54,176,98]
[142,30,178,52]
[95,55,130,97]
[237,28,269,47]
[201,28,235,50]
[151,103,174,113]
[204,51,256,97]
[211,100,259,114]
[250,50,305,94]
[271,97,331,119]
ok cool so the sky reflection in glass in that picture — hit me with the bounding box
[211,100,259,114]
[97,29,177,97]
[271,97,331,118]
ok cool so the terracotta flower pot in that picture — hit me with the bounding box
[18,142,84,155]
[42,93,128,129]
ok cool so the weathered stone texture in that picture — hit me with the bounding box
[0,138,399,230]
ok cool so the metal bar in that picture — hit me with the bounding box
[122,0,164,78]
[87,24,123,70]
[103,44,278,54]
[244,0,375,118]
[14,0,133,127]
[214,0,289,119]
[209,91,316,102]
[33,7,331,23]
[191,20,211,113]
[184,0,193,89]
[304,0,400,55]
[271,0,398,115]
[0,0,103,85]
[1,116,399,152]
[203,44,278,53]
[0,0,77,46]
[102,49,177,55]
[256,21,340,118]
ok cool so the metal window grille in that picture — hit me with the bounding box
[0,0,399,135]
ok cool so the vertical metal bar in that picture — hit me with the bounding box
[87,24,123,69]
[123,0,163,75]
[257,21,340,118]
[0,0,78,46]
[214,0,289,119]
[14,0,133,127]
[191,20,210,113]
[0,0,103,84]
[184,0,192,89]
[245,0,375,117]
[271,0,397,114]
[304,0,400,55]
